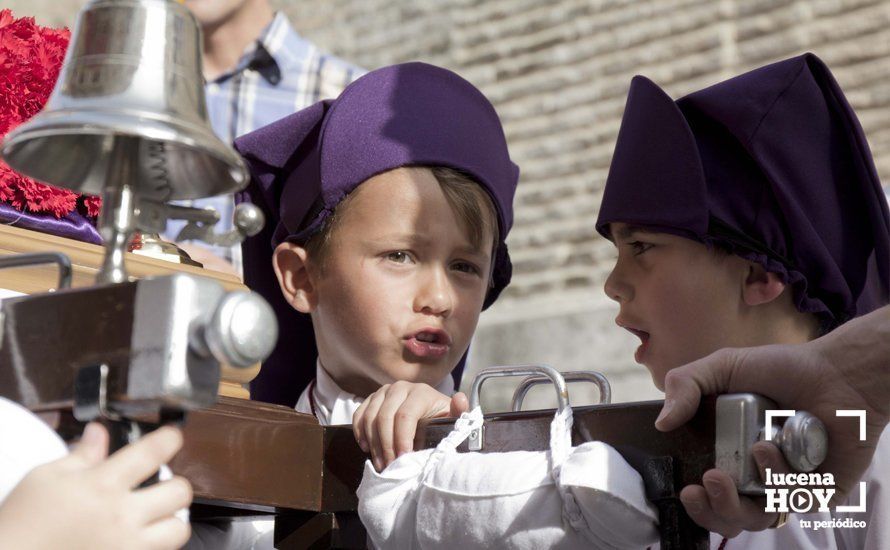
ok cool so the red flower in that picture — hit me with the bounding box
[80,194,102,218]
[0,9,100,219]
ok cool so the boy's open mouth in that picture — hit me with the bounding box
[616,320,651,364]
[405,328,452,359]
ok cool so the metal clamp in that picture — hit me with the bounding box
[468,365,569,451]
[511,370,612,411]
[716,394,829,495]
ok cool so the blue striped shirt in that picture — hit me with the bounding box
[165,12,363,273]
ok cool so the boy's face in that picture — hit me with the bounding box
[301,168,493,395]
[604,223,751,390]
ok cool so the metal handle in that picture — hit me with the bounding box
[468,365,569,451]
[511,370,611,412]
[0,252,72,290]
[190,290,278,369]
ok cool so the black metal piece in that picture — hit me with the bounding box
[104,415,189,489]
[275,511,366,550]
[73,364,121,422]
[643,456,709,550]
[0,251,72,289]
[74,363,189,489]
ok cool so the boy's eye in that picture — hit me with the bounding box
[452,261,481,276]
[385,251,414,264]
[629,241,653,256]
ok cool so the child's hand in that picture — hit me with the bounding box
[353,381,469,472]
[0,422,192,550]
[680,441,788,538]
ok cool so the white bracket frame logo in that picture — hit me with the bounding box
[763,409,868,513]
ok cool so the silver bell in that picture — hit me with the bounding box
[0,0,247,201]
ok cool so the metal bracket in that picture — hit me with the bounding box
[174,202,264,247]
[73,364,122,423]
[0,252,72,291]
[0,251,59,346]
[73,363,185,488]
[511,370,611,411]
[467,365,569,451]
[133,200,265,248]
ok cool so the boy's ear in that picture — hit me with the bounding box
[742,263,786,306]
[273,242,317,313]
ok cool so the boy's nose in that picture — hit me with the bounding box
[604,264,633,303]
[414,267,454,317]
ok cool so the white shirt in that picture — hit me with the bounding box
[0,397,68,504]
[294,361,455,426]
[831,425,890,550]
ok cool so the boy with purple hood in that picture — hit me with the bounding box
[596,52,889,549]
[360,53,888,549]
[234,62,517,431]
[184,62,519,549]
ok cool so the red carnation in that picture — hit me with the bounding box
[0,9,100,219]
[80,194,102,218]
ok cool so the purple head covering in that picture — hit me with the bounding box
[235,62,519,406]
[597,53,890,329]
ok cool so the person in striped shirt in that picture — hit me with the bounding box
[167,0,364,276]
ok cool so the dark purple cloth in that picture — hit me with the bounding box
[235,62,519,407]
[0,202,102,245]
[596,53,890,328]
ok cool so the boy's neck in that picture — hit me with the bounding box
[317,360,380,398]
[736,291,821,346]
[201,3,275,81]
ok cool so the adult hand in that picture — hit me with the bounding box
[656,305,890,507]
[679,440,790,536]
[0,423,192,550]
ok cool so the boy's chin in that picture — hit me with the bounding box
[643,360,674,393]
[649,372,666,392]
[645,360,686,392]
[382,362,452,388]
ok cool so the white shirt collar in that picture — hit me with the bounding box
[295,360,456,426]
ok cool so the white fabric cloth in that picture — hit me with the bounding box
[0,397,68,504]
[831,425,889,550]
[210,363,457,549]
[185,521,273,550]
[295,361,455,425]
[0,397,187,525]
[358,405,660,550]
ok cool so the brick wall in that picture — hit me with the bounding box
[274,0,890,409]
[7,0,890,409]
